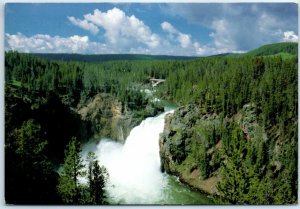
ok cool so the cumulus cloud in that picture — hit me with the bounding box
[67,16,99,35]
[161,21,177,34]
[161,21,204,54]
[209,19,237,53]
[74,7,160,50]
[65,7,203,55]
[177,33,192,48]
[161,21,192,49]
[5,32,163,55]
[6,4,297,56]
[193,42,205,55]
[163,3,298,52]
[283,31,298,42]
[6,7,166,55]
[5,33,110,54]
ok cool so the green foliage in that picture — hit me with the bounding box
[32,53,197,62]
[217,126,250,204]
[5,42,298,204]
[85,152,108,204]
[57,137,85,204]
[198,148,210,179]
[91,160,108,204]
[217,122,297,204]
[5,119,59,204]
[14,119,48,158]
[155,47,297,204]
[247,42,298,56]
[57,144,108,205]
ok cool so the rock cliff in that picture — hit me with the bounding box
[159,103,263,195]
[77,93,163,142]
[159,105,221,194]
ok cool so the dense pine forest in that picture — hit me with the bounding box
[5,42,298,204]
[32,53,197,62]
[158,43,298,204]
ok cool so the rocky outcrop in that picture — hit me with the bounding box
[77,93,130,142]
[77,93,164,142]
[159,104,222,194]
[159,103,264,195]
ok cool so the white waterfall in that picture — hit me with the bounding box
[96,110,173,204]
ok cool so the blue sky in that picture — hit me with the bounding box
[5,3,298,56]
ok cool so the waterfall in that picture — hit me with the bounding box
[81,108,213,204]
[95,110,173,204]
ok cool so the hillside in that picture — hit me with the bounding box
[246,42,298,56]
[208,42,298,58]
[157,53,297,204]
[26,42,298,62]
[31,53,198,62]
[5,41,298,204]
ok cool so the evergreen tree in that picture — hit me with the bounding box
[86,152,96,203]
[85,152,108,204]
[6,119,59,204]
[57,137,85,204]
[92,160,108,204]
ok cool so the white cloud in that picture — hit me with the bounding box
[210,19,237,53]
[5,32,162,55]
[75,7,160,49]
[5,7,166,55]
[164,4,298,52]
[161,21,204,54]
[7,7,252,56]
[283,31,298,42]
[193,42,205,55]
[5,33,111,54]
[67,16,99,35]
[161,21,177,34]
[177,33,191,48]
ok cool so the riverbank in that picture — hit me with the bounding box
[80,109,213,204]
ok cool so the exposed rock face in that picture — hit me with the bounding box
[77,93,136,142]
[159,105,221,194]
[76,93,164,142]
[159,103,267,195]
[159,113,177,173]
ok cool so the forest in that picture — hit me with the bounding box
[32,53,197,62]
[4,42,298,204]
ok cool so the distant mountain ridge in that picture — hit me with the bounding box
[209,42,298,58]
[246,42,298,56]
[30,53,198,62]
[29,42,298,62]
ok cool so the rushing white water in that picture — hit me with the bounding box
[96,110,173,204]
[80,108,213,204]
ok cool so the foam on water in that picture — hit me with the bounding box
[96,111,173,204]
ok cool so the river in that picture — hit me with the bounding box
[81,109,213,205]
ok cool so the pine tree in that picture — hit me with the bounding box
[7,119,59,204]
[92,160,108,204]
[57,137,85,204]
[85,152,108,204]
[86,152,96,203]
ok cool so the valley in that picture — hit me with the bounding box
[4,42,298,205]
